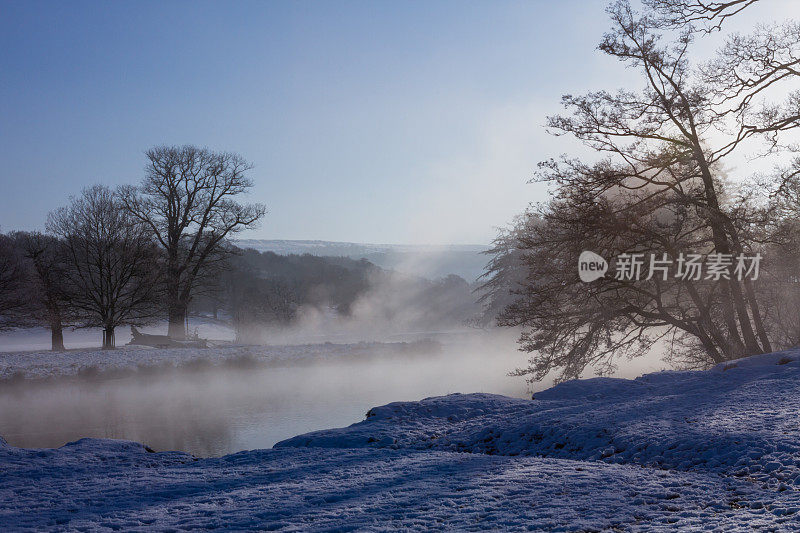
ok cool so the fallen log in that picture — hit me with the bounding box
[128,326,207,349]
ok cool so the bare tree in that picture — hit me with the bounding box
[490,0,800,382]
[48,185,161,349]
[13,232,72,351]
[119,145,266,339]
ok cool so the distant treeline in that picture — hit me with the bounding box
[1,234,482,350]
[192,248,480,344]
[192,249,376,326]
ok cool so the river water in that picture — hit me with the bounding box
[0,337,531,456]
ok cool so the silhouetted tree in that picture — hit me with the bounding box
[490,0,800,381]
[48,185,161,349]
[119,145,266,339]
[13,232,72,350]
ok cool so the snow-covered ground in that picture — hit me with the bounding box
[2,349,800,530]
[0,318,236,352]
[0,341,440,381]
[2,441,794,531]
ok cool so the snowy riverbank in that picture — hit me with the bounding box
[2,350,800,530]
[0,341,440,382]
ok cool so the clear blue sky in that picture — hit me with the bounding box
[0,0,793,244]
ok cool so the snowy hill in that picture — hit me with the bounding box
[235,239,490,282]
[3,350,800,530]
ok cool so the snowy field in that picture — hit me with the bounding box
[2,349,800,530]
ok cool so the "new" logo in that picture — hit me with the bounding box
[578,251,607,282]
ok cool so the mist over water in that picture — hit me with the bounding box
[0,248,669,458]
[0,331,533,457]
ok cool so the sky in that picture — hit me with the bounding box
[0,0,796,245]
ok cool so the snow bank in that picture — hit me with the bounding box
[278,350,800,489]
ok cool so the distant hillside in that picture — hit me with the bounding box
[235,240,490,282]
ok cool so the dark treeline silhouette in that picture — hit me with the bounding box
[1,228,479,351]
[196,250,376,341]
[0,234,27,322]
[191,248,480,344]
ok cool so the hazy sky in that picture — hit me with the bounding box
[1,1,796,245]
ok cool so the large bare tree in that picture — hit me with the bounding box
[48,185,161,349]
[119,145,265,339]
[486,0,800,382]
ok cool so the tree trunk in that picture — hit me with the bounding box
[51,325,65,352]
[48,304,65,351]
[168,305,187,340]
[743,277,772,354]
[102,326,115,350]
[166,270,188,340]
[692,146,763,356]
